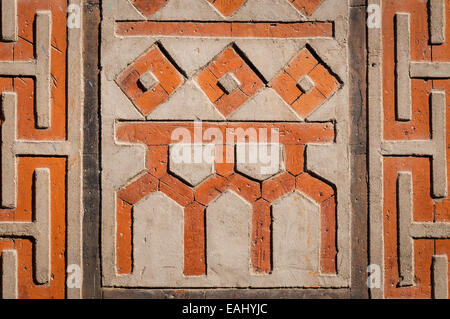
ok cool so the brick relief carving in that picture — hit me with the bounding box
[101,0,351,290]
[369,0,450,299]
[0,0,83,299]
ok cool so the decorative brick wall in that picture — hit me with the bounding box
[368,0,450,299]
[0,0,447,299]
[0,0,83,298]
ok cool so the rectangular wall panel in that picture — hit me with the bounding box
[0,0,83,299]
[100,0,353,295]
[368,0,450,299]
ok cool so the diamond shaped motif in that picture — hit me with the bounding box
[206,0,246,16]
[270,47,340,119]
[116,45,184,116]
[197,47,264,117]
[130,0,168,18]
[290,0,324,16]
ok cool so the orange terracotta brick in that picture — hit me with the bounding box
[308,64,339,97]
[270,72,302,105]
[15,157,66,298]
[197,69,224,103]
[291,0,324,16]
[262,172,295,202]
[285,48,318,80]
[208,48,244,79]
[284,145,305,175]
[116,199,133,274]
[231,22,333,38]
[117,173,159,205]
[320,197,336,274]
[184,202,206,276]
[215,88,249,116]
[15,0,67,141]
[116,46,183,116]
[160,174,194,207]
[382,0,431,141]
[133,84,169,115]
[130,0,168,17]
[291,87,326,118]
[194,176,228,206]
[147,146,169,178]
[251,199,272,274]
[383,157,435,298]
[227,173,261,203]
[214,145,235,177]
[234,64,264,96]
[117,21,333,38]
[208,0,246,16]
[295,172,334,204]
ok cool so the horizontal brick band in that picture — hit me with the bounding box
[115,21,333,38]
[116,122,335,145]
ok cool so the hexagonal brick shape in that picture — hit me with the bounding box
[236,143,284,181]
[169,144,215,186]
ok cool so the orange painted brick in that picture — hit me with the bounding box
[194,176,228,206]
[252,199,272,274]
[291,87,326,118]
[291,0,324,16]
[116,199,133,274]
[308,64,339,97]
[130,0,168,17]
[284,145,305,175]
[184,202,206,276]
[208,48,244,79]
[270,72,302,105]
[159,174,194,207]
[295,172,334,203]
[197,69,224,103]
[227,173,261,203]
[208,0,246,16]
[117,173,158,205]
[147,146,169,178]
[234,64,264,96]
[262,172,295,202]
[215,88,249,116]
[285,48,318,80]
